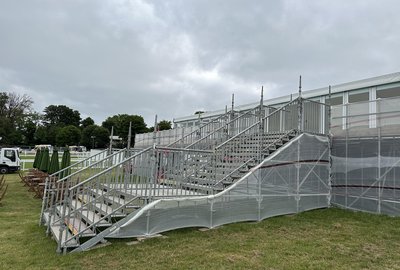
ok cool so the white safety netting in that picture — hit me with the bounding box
[107,133,330,238]
[331,97,400,216]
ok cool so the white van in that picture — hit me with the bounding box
[0,147,21,174]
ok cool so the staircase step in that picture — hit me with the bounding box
[239,168,249,173]
[64,217,96,237]
[89,189,134,208]
[231,174,244,180]
[70,200,112,227]
[221,180,234,185]
[55,205,98,237]
[187,177,216,185]
[50,223,80,248]
[78,194,126,218]
[181,182,215,193]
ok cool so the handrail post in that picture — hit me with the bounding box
[298,76,304,132]
[46,184,56,236]
[298,98,304,132]
[109,126,114,155]
[230,93,235,137]
[259,86,264,161]
[126,121,132,158]
[150,144,157,202]
[57,186,69,253]
[39,176,50,225]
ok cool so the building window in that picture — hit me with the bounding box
[348,91,369,103]
[377,86,400,99]
[326,96,343,106]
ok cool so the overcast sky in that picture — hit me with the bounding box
[1,0,399,126]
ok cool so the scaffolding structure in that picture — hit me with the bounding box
[40,96,332,253]
[331,96,400,216]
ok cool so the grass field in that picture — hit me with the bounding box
[1,173,400,269]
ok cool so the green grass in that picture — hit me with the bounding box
[20,155,35,160]
[1,174,400,269]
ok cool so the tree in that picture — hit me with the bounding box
[43,105,81,127]
[0,92,33,145]
[102,114,147,143]
[56,125,81,146]
[34,126,48,144]
[81,117,94,129]
[158,120,172,131]
[19,115,39,145]
[34,125,61,145]
[81,125,110,149]
[40,105,81,145]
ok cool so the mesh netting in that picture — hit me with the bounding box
[107,133,330,238]
[331,97,400,216]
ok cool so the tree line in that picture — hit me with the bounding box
[0,92,172,149]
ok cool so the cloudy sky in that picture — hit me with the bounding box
[0,0,399,126]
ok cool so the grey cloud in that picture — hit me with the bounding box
[0,0,399,126]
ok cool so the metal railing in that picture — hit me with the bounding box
[213,129,297,188]
[167,111,231,148]
[54,147,153,252]
[211,98,330,189]
[135,127,198,148]
[53,149,110,179]
[185,106,268,150]
[41,148,130,225]
[302,98,331,135]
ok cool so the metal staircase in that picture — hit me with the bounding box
[40,97,330,253]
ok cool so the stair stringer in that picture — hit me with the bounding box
[72,133,330,252]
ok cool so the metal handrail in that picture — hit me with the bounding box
[213,129,297,187]
[69,147,152,191]
[167,111,230,147]
[185,108,260,149]
[41,148,122,221]
[63,195,140,246]
[155,146,213,154]
[50,186,119,225]
[215,98,299,150]
[55,148,127,183]
[50,149,109,177]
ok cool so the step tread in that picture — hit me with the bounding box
[90,189,128,206]
[78,194,126,218]
[50,223,79,248]
[64,217,96,237]
[55,205,97,237]
[70,199,111,227]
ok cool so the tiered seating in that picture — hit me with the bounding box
[40,97,328,253]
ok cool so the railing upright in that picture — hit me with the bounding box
[167,112,230,148]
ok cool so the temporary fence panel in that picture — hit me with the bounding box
[331,96,400,216]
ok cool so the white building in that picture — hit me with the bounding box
[174,72,400,128]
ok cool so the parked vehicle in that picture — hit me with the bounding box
[34,144,53,152]
[69,145,87,152]
[0,147,21,174]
